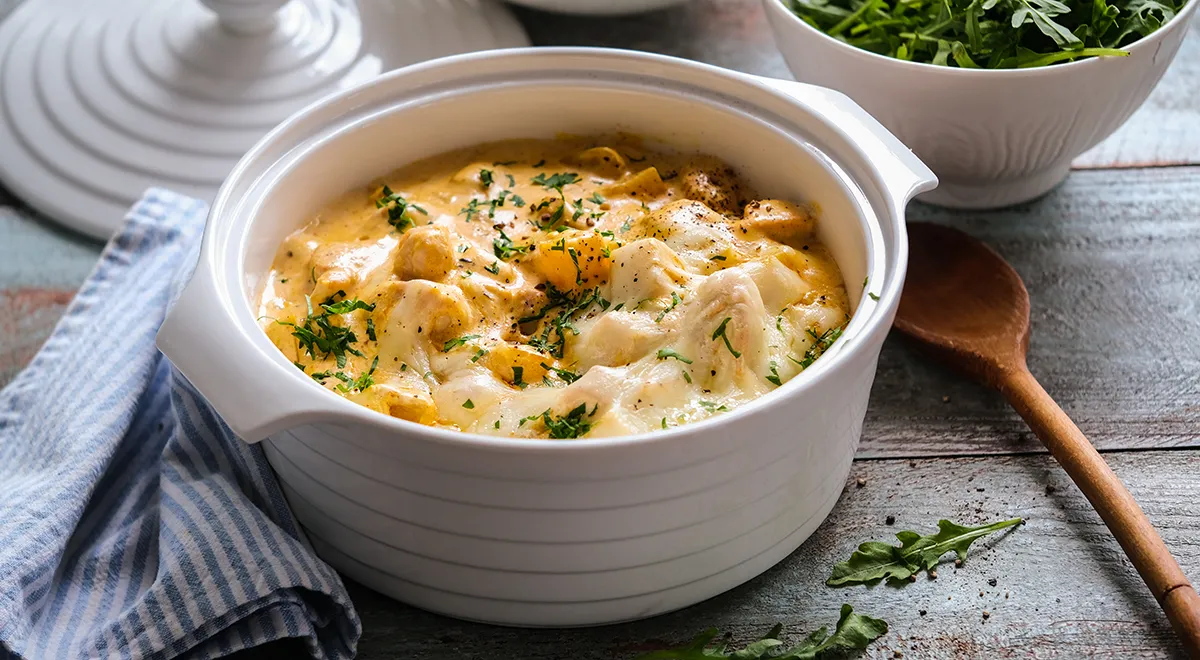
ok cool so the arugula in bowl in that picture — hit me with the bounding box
[785,0,1187,68]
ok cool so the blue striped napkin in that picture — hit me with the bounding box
[0,190,360,659]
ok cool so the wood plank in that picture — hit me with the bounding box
[514,0,1200,169]
[349,451,1197,659]
[859,166,1200,457]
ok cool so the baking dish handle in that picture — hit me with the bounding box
[757,78,938,206]
[156,270,333,443]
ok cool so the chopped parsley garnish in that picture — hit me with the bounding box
[656,348,693,364]
[510,193,525,207]
[442,334,481,352]
[710,255,727,261]
[531,172,581,190]
[505,173,516,187]
[776,316,784,333]
[366,317,376,341]
[682,370,692,384]
[471,348,488,362]
[661,417,668,429]
[533,403,596,439]
[868,292,880,301]
[532,159,546,168]
[711,317,742,358]
[494,419,501,429]
[588,192,605,205]
[340,355,379,393]
[462,399,475,409]
[493,160,518,166]
[512,366,526,388]
[493,229,530,260]
[276,292,373,368]
[541,362,581,384]
[766,360,783,387]
[376,185,426,231]
[479,169,494,188]
[789,326,845,370]
[655,291,682,323]
[550,237,584,284]
[460,198,483,221]
[620,218,633,233]
[699,400,728,412]
[485,261,501,275]
[522,285,606,358]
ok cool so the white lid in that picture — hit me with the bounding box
[0,0,530,238]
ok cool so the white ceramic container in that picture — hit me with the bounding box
[763,0,1198,209]
[505,0,686,15]
[156,47,936,627]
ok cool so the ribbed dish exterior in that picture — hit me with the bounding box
[262,354,877,626]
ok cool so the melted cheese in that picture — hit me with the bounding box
[259,136,851,439]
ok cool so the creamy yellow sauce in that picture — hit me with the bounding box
[259,136,850,439]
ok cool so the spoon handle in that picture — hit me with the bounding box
[1002,366,1200,657]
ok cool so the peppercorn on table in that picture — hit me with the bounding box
[2,1,1198,658]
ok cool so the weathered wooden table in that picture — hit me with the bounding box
[2,1,1198,657]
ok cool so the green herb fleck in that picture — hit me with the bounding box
[711,317,742,358]
[462,399,475,409]
[512,365,526,388]
[442,334,481,352]
[699,400,728,412]
[479,169,494,188]
[682,370,692,384]
[655,291,682,323]
[657,348,693,364]
[789,326,844,370]
[541,362,582,384]
[376,185,426,231]
[766,361,783,387]
[588,192,605,205]
[493,229,530,260]
[531,172,581,190]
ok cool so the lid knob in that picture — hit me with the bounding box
[198,0,289,35]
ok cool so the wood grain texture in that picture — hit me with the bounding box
[349,451,1197,659]
[895,221,1200,652]
[860,166,1200,458]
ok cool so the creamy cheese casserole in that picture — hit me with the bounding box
[258,136,851,439]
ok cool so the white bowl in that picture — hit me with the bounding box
[763,0,1198,209]
[505,0,686,15]
[156,47,935,627]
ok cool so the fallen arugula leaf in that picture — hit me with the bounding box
[784,0,1183,69]
[635,604,887,659]
[827,518,1023,586]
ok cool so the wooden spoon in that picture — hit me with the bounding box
[894,222,1200,657]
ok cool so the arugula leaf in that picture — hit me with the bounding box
[827,518,1023,586]
[635,605,887,659]
[785,0,1147,69]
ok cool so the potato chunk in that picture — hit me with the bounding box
[528,231,613,291]
[600,167,667,200]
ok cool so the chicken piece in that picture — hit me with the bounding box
[740,255,812,314]
[628,200,738,270]
[570,309,667,369]
[432,370,511,429]
[600,167,667,201]
[308,240,395,303]
[679,268,770,391]
[570,146,627,178]
[394,224,456,282]
[607,238,693,306]
[376,280,476,362]
[527,230,613,291]
[738,199,816,247]
[678,160,746,216]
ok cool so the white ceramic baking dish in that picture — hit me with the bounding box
[156,47,936,627]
